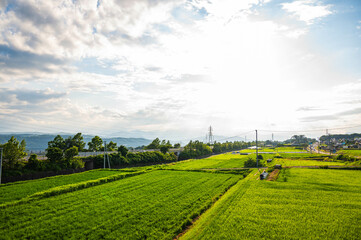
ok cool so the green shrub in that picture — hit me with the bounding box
[244,158,264,168]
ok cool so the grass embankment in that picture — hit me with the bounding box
[0,170,243,239]
[182,168,361,239]
[0,169,134,204]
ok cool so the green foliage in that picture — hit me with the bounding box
[106,141,117,151]
[145,138,173,150]
[117,145,128,156]
[160,145,169,154]
[46,147,63,163]
[212,141,251,154]
[87,135,103,151]
[48,135,66,150]
[65,133,86,151]
[336,154,357,162]
[173,143,181,148]
[0,171,241,239]
[179,140,212,160]
[244,157,264,168]
[48,133,85,151]
[26,154,42,171]
[145,137,161,149]
[1,136,26,169]
[64,146,78,160]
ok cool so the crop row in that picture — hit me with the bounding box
[0,170,242,239]
[182,168,361,239]
[0,169,137,205]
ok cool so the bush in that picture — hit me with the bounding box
[70,157,85,169]
[26,154,41,170]
[244,158,264,168]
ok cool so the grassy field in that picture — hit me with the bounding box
[0,169,132,204]
[182,168,361,239]
[0,170,242,239]
[165,151,344,169]
[239,147,307,153]
[337,149,361,157]
[268,158,346,167]
[165,153,249,170]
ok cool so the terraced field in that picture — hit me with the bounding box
[0,170,242,239]
[182,168,361,239]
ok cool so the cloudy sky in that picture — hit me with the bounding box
[0,0,361,141]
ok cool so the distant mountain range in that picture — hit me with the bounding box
[0,133,152,151]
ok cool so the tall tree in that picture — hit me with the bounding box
[106,141,117,151]
[1,136,26,168]
[48,135,66,150]
[145,138,161,149]
[88,136,103,151]
[118,145,128,156]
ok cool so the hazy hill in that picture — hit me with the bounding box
[0,134,152,151]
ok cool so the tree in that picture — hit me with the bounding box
[46,147,63,163]
[160,145,169,154]
[64,133,86,151]
[48,135,66,150]
[64,146,79,160]
[145,138,161,149]
[106,141,117,151]
[1,136,27,168]
[173,143,181,148]
[71,133,86,151]
[88,136,103,151]
[118,145,128,157]
[26,154,41,170]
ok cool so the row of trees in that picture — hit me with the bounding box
[144,138,181,153]
[86,151,177,168]
[48,134,119,152]
[178,140,251,160]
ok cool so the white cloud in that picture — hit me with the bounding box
[282,0,333,25]
[0,0,360,139]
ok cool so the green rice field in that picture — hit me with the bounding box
[165,153,249,170]
[268,158,346,167]
[1,150,361,239]
[182,168,361,239]
[337,149,361,157]
[0,169,131,204]
[0,170,242,239]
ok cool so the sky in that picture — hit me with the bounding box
[0,0,361,141]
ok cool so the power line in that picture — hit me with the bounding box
[214,130,255,142]
[259,124,361,133]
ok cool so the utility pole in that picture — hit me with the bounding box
[103,141,106,169]
[107,146,111,169]
[208,126,214,145]
[256,130,258,169]
[0,148,3,184]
